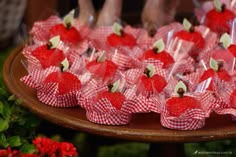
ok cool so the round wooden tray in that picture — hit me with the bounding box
[3,45,236,143]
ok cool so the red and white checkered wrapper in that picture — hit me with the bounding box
[128,93,163,113]
[124,68,143,88]
[194,0,236,25]
[136,22,183,49]
[20,66,59,88]
[84,88,136,125]
[161,92,216,130]
[36,70,82,107]
[22,41,82,73]
[30,16,62,43]
[212,78,236,120]
[31,15,90,50]
[87,26,113,51]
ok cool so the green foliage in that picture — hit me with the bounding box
[0,86,41,150]
[98,143,149,157]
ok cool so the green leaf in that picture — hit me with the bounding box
[146,64,155,78]
[15,98,23,105]
[210,58,219,71]
[219,33,231,49]
[20,144,36,154]
[214,0,222,12]
[49,36,60,49]
[0,118,9,132]
[174,81,187,96]
[7,136,22,147]
[111,80,120,93]
[63,14,74,28]
[2,104,11,120]
[8,95,16,101]
[0,101,3,115]
[61,58,69,72]
[112,22,123,36]
[153,39,165,53]
[183,18,192,32]
[0,88,9,97]
[0,133,9,148]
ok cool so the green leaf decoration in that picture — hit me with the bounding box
[15,98,23,105]
[210,58,219,71]
[2,104,11,120]
[49,36,60,49]
[146,64,155,78]
[8,95,16,101]
[112,22,123,36]
[20,143,36,154]
[214,0,222,12]
[219,33,231,49]
[0,118,9,132]
[61,58,69,72]
[0,133,9,148]
[7,136,22,147]
[97,51,106,62]
[111,80,120,93]
[63,14,74,28]
[0,101,3,116]
[153,39,165,53]
[174,81,187,96]
[183,18,192,32]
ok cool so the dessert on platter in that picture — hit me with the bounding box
[21,0,236,130]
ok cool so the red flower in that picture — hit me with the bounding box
[0,147,20,157]
[33,137,59,156]
[59,142,78,157]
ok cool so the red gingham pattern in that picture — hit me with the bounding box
[124,25,141,39]
[85,97,132,125]
[143,59,167,78]
[31,16,62,42]
[111,50,132,70]
[73,19,91,39]
[160,107,206,130]
[37,83,79,107]
[124,68,143,87]
[20,67,59,88]
[127,93,162,113]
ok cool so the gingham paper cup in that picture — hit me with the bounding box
[85,97,133,125]
[128,93,163,114]
[37,83,80,107]
[160,92,216,130]
[160,108,206,130]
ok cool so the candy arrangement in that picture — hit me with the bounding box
[21,0,236,130]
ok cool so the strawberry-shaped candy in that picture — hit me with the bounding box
[212,33,235,64]
[174,19,205,58]
[139,64,167,93]
[166,81,201,117]
[49,14,81,44]
[31,36,65,69]
[86,52,118,81]
[43,58,81,95]
[107,22,136,48]
[96,80,126,110]
[142,39,174,68]
[199,58,231,90]
[205,0,235,34]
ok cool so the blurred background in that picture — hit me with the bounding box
[0,0,235,157]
